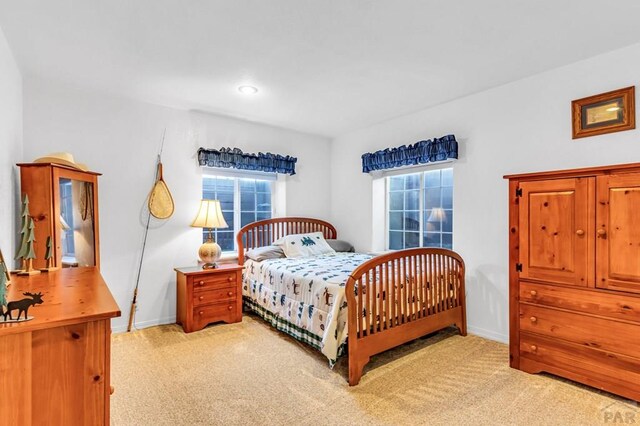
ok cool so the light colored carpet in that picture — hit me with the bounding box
[111,315,637,425]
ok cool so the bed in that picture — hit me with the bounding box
[237,217,466,385]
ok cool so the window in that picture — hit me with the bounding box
[59,179,75,258]
[202,173,274,252]
[387,168,453,250]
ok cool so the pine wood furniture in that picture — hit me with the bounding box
[505,162,640,401]
[237,217,467,385]
[17,162,101,269]
[0,268,120,425]
[175,264,243,333]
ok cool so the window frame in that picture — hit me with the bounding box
[202,168,277,253]
[384,164,454,251]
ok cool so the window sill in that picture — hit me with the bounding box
[219,252,240,264]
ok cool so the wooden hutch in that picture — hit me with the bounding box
[17,162,101,269]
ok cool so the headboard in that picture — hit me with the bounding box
[236,217,337,265]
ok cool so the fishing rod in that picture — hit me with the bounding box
[127,129,168,332]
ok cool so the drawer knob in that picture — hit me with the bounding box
[530,316,537,323]
[530,290,537,297]
[597,229,607,238]
[199,296,204,301]
[199,311,204,316]
[228,305,233,311]
[228,277,233,282]
[530,345,538,352]
[227,291,233,297]
[575,229,585,236]
[198,281,205,286]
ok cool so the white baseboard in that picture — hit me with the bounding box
[111,316,509,345]
[111,316,176,334]
[467,325,508,344]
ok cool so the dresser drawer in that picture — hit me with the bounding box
[520,333,640,395]
[519,303,640,358]
[520,281,640,322]
[190,272,237,291]
[193,287,237,306]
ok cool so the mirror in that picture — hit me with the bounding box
[59,178,96,267]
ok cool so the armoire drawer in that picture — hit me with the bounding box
[520,333,640,395]
[520,281,640,322]
[519,303,640,358]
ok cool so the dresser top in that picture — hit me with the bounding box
[0,267,120,336]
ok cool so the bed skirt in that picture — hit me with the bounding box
[243,297,346,366]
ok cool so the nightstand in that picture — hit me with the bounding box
[175,264,244,333]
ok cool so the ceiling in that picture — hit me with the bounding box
[1,1,640,137]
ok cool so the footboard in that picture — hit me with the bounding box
[344,248,466,385]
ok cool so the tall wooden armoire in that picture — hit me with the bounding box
[505,163,640,401]
[18,162,101,269]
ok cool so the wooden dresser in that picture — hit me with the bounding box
[175,264,243,333]
[505,163,640,401]
[0,268,121,425]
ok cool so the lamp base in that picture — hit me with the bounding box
[202,262,219,270]
[198,240,222,269]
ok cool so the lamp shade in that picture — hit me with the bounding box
[191,199,229,229]
[60,215,71,231]
[427,207,447,223]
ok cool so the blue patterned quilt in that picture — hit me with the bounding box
[242,252,373,364]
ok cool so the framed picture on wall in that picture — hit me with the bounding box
[572,86,635,139]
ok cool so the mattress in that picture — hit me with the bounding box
[242,252,374,364]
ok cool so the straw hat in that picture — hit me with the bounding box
[33,152,88,171]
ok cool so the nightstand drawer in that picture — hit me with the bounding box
[193,302,236,323]
[190,273,237,291]
[193,287,237,306]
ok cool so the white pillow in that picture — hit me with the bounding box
[274,232,336,258]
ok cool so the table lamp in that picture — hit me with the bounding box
[191,199,229,269]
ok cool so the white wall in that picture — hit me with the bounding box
[330,42,640,343]
[23,78,332,331]
[0,26,22,266]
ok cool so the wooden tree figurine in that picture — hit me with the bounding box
[13,194,30,272]
[16,194,40,276]
[40,236,59,272]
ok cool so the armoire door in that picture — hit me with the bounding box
[518,178,594,286]
[596,174,640,293]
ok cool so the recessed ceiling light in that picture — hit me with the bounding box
[238,85,258,95]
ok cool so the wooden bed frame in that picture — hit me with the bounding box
[237,217,466,385]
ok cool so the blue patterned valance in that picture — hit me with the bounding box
[198,147,297,175]
[361,134,458,173]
